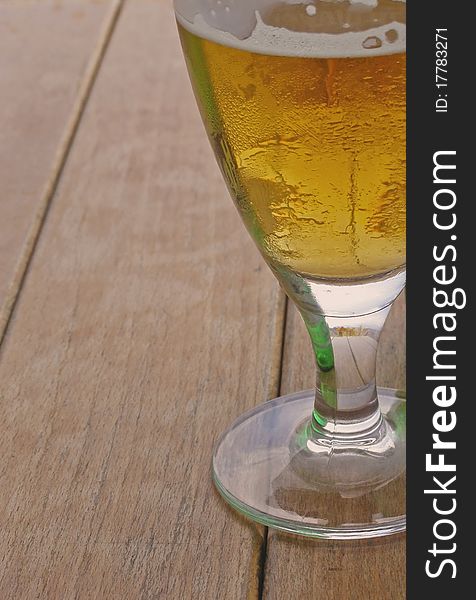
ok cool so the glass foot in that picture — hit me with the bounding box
[213,389,406,540]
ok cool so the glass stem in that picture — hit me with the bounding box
[300,305,391,439]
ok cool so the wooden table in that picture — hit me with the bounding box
[0,1,406,597]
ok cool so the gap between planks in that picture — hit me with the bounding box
[0,0,124,348]
[257,293,288,600]
[0,2,290,593]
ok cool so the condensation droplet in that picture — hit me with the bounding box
[306,4,317,16]
[385,29,399,43]
[362,36,382,50]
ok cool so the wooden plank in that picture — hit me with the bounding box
[263,294,406,600]
[0,0,121,340]
[0,0,285,597]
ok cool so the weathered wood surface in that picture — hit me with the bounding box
[0,1,285,597]
[0,0,405,598]
[0,0,120,339]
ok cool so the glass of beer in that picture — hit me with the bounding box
[175,0,406,538]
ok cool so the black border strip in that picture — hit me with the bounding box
[407,2,471,596]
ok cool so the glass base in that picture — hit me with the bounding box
[213,389,406,540]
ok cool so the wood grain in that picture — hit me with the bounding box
[263,294,406,600]
[0,1,406,597]
[0,1,285,598]
[0,0,121,340]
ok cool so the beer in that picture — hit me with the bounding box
[177,1,406,279]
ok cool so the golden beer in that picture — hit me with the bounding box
[178,3,406,279]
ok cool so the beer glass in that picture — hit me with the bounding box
[175,0,406,538]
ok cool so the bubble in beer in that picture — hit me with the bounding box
[362,35,382,49]
[176,0,406,279]
[175,0,406,58]
[385,28,399,43]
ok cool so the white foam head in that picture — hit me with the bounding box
[175,0,406,58]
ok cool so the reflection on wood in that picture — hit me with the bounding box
[264,294,406,599]
[270,468,405,527]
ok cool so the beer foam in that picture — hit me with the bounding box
[175,0,406,58]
